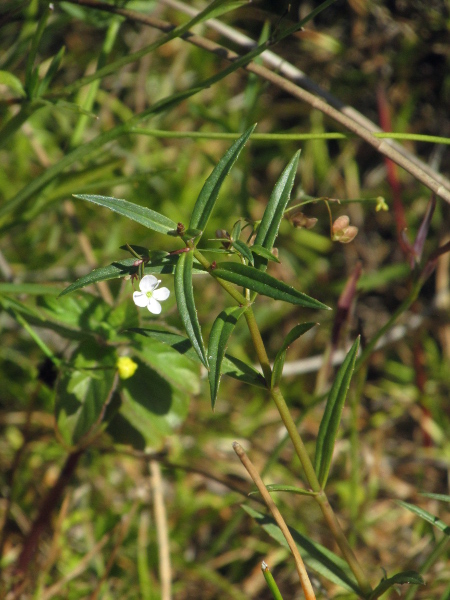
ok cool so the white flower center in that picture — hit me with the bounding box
[146,291,154,298]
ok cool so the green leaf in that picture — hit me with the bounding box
[420,492,450,503]
[189,125,255,232]
[36,46,65,97]
[112,359,190,450]
[212,262,329,310]
[251,244,280,263]
[314,338,359,488]
[132,336,200,396]
[60,256,205,297]
[243,506,361,594]
[73,194,177,235]
[369,571,425,600]
[249,484,316,497]
[0,282,61,295]
[129,328,266,388]
[55,340,117,446]
[271,323,317,388]
[0,70,26,97]
[208,306,246,408]
[174,251,209,367]
[253,151,300,269]
[396,501,450,536]
[231,240,254,265]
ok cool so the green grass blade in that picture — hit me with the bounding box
[314,337,360,488]
[208,306,246,408]
[254,151,300,269]
[262,562,284,600]
[73,194,177,234]
[271,323,317,388]
[212,262,330,310]
[174,251,209,367]
[188,125,255,232]
[244,506,361,594]
[396,501,450,535]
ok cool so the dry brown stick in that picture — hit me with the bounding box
[54,0,450,204]
[233,442,317,600]
[150,460,172,600]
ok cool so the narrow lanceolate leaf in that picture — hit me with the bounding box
[249,484,316,497]
[254,151,300,269]
[174,251,208,368]
[212,262,329,310]
[189,125,256,232]
[74,194,177,235]
[396,501,450,536]
[129,328,266,388]
[208,306,246,409]
[231,239,254,265]
[369,571,425,600]
[271,323,317,388]
[59,256,206,297]
[251,244,280,264]
[314,338,360,488]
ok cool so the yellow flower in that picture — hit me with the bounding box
[117,356,138,380]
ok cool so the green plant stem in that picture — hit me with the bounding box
[355,279,421,371]
[243,314,372,595]
[243,308,272,383]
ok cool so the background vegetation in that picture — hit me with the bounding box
[0,0,449,598]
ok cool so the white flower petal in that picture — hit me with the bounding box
[147,297,162,314]
[139,274,159,292]
[133,291,149,307]
[153,287,170,302]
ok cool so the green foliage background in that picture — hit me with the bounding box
[0,0,449,598]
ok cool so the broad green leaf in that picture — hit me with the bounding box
[271,323,317,388]
[0,70,26,97]
[231,240,254,265]
[60,256,205,297]
[132,336,200,395]
[73,194,177,234]
[130,328,266,388]
[396,501,450,536]
[251,243,280,263]
[243,506,361,594]
[369,571,425,600]
[212,262,329,310]
[189,125,255,232]
[249,484,316,497]
[55,340,117,446]
[112,359,190,450]
[314,338,359,488]
[254,151,300,269]
[174,251,208,367]
[208,306,246,408]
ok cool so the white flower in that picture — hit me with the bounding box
[133,275,170,314]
